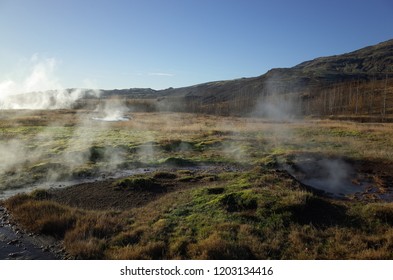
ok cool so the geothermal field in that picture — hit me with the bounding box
[1,101,393,259]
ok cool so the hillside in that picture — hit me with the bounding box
[295,39,393,75]
[99,39,392,119]
[105,39,393,98]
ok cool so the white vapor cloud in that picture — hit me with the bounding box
[0,55,62,96]
[0,54,101,109]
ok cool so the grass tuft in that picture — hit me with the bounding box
[218,191,258,212]
[109,241,166,260]
[188,232,255,259]
[5,199,76,238]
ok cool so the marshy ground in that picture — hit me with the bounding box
[1,109,393,259]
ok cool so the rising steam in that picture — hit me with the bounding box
[250,72,301,121]
[0,55,101,109]
[92,99,130,122]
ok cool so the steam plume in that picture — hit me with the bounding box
[92,99,130,122]
[0,55,100,109]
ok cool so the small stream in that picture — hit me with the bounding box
[0,206,61,260]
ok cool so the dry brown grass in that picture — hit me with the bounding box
[5,176,393,260]
[187,232,254,260]
[4,193,126,259]
[111,226,148,247]
[321,228,393,259]
[62,211,124,258]
[65,237,107,259]
[5,195,76,237]
[107,241,166,260]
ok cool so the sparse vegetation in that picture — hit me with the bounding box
[113,176,163,192]
[5,167,393,259]
[2,110,393,259]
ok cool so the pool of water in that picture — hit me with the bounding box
[283,156,368,198]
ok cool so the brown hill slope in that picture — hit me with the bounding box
[295,39,393,74]
[150,39,393,118]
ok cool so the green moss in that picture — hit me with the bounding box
[177,176,196,182]
[255,155,279,168]
[113,176,164,192]
[194,140,222,151]
[29,162,64,173]
[71,166,97,179]
[356,203,393,226]
[158,139,195,152]
[153,171,177,179]
[329,128,362,137]
[218,191,258,212]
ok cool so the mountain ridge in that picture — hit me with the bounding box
[6,38,393,118]
[140,38,393,101]
[19,38,393,100]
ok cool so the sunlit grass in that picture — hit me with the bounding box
[2,111,393,191]
[5,168,393,259]
[2,110,393,259]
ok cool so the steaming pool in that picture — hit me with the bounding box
[282,154,393,201]
[92,116,130,122]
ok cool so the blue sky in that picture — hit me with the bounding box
[0,0,393,91]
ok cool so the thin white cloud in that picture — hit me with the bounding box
[148,72,174,77]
